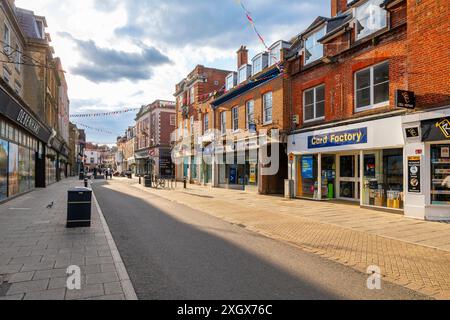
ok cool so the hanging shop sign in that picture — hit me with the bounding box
[395,90,416,109]
[301,155,314,179]
[405,127,420,139]
[422,117,450,142]
[308,128,368,149]
[408,156,422,194]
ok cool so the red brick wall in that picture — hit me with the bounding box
[291,26,408,128]
[407,0,450,108]
[159,111,175,146]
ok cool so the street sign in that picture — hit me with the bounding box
[289,153,295,163]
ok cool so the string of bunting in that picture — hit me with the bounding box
[73,122,120,136]
[70,108,140,118]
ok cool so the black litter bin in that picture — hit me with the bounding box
[67,187,92,228]
[144,175,152,188]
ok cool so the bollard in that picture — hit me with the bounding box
[139,176,142,185]
[84,178,88,188]
[183,177,187,189]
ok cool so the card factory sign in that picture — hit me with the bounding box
[308,128,368,149]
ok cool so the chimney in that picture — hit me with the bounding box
[237,46,248,69]
[331,0,348,17]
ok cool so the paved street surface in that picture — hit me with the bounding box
[0,178,136,300]
[92,178,427,300]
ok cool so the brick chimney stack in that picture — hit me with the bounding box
[331,0,348,17]
[237,46,248,69]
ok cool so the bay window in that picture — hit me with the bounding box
[355,0,387,40]
[304,85,325,122]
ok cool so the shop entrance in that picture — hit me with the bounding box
[337,154,360,202]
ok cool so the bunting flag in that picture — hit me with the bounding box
[236,0,269,50]
[70,108,140,118]
[73,122,120,136]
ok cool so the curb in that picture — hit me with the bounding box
[92,191,138,300]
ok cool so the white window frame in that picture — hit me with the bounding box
[170,114,176,126]
[3,24,10,55]
[354,61,390,112]
[303,84,326,123]
[232,107,239,132]
[269,43,281,66]
[354,0,388,41]
[14,44,21,72]
[262,92,273,125]
[246,100,255,130]
[203,113,209,133]
[226,73,235,91]
[252,54,263,75]
[220,111,227,135]
[189,87,195,104]
[304,26,326,65]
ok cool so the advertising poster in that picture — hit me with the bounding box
[249,164,256,184]
[302,156,314,179]
[229,166,237,184]
[0,140,8,200]
[8,143,19,197]
[408,156,421,193]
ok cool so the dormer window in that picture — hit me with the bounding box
[355,0,387,40]
[35,20,45,39]
[304,26,326,65]
[269,43,281,66]
[238,65,251,84]
[225,73,237,91]
[252,53,268,76]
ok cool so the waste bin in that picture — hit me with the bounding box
[144,175,152,188]
[67,187,92,228]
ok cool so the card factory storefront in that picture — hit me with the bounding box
[402,107,450,221]
[288,115,406,213]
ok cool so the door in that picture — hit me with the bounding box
[338,154,360,201]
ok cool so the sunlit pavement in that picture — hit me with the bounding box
[115,177,450,300]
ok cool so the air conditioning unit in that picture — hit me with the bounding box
[293,115,300,125]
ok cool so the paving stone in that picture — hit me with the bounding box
[23,289,66,300]
[85,256,114,266]
[86,272,119,285]
[0,264,23,274]
[33,268,67,280]
[85,294,125,300]
[8,272,35,283]
[9,255,42,265]
[6,279,49,295]
[21,261,55,272]
[100,264,116,273]
[104,282,123,295]
[65,284,104,300]
[0,294,24,300]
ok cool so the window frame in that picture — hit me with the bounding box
[262,92,273,125]
[304,25,326,65]
[354,0,388,41]
[252,54,263,76]
[246,100,255,130]
[232,107,239,132]
[3,23,10,54]
[189,86,195,104]
[354,61,390,112]
[220,111,227,135]
[303,84,326,123]
[203,113,209,133]
[225,73,235,91]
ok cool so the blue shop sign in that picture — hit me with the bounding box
[308,128,368,149]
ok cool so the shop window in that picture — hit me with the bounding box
[431,144,450,205]
[0,140,8,200]
[355,61,389,111]
[362,148,404,209]
[304,85,325,122]
[355,0,387,41]
[8,142,19,197]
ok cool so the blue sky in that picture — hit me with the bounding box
[16,0,330,144]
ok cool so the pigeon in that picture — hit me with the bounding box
[46,202,54,209]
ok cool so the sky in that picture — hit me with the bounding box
[15,0,330,144]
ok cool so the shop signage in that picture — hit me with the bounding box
[422,117,450,142]
[308,128,368,149]
[289,153,295,163]
[301,155,314,179]
[16,109,41,136]
[405,127,420,139]
[229,166,237,184]
[408,156,422,193]
[395,90,416,109]
[249,164,256,184]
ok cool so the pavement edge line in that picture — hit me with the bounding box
[92,189,138,301]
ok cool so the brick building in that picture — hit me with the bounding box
[134,100,176,177]
[286,0,449,220]
[173,65,231,183]
[210,43,291,194]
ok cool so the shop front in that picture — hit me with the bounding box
[215,137,259,192]
[289,115,406,212]
[402,107,450,220]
